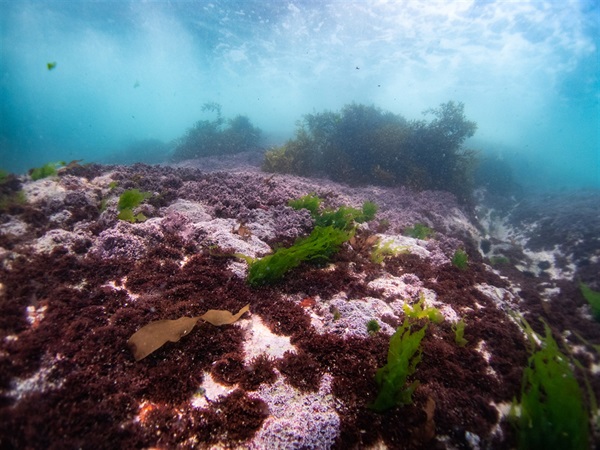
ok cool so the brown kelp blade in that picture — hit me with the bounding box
[128,304,250,361]
[128,316,200,361]
[200,303,250,326]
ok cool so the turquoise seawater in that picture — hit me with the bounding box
[1,0,598,191]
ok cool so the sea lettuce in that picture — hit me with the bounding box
[247,197,377,286]
[117,188,151,223]
[370,239,409,264]
[403,293,444,324]
[404,223,433,240]
[288,193,322,216]
[369,319,427,412]
[315,201,377,229]
[512,318,590,450]
[246,225,350,286]
[30,161,65,180]
[289,194,378,230]
[452,318,468,347]
[451,249,468,270]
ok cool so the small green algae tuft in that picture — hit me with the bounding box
[371,239,409,264]
[451,248,468,270]
[489,255,510,266]
[288,193,322,216]
[118,188,151,211]
[366,319,381,335]
[451,318,468,347]
[404,223,433,240]
[315,201,378,230]
[403,293,444,324]
[30,161,65,180]
[0,169,9,184]
[117,209,147,223]
[288,194,377,229]
[117,189,151,223]
[580,282,600,321]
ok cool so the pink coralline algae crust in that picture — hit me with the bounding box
[245,205,314,242]
[398,273,424,296]
[251,375,340,449]
[159,210,194,236]
[92,228,146,259]
[173,168,469,238]
[90,220,160,260]
[32,228,92,255]
[176,172,286,219]
[25,176,99,224]
[424,235,465,267]
[366,274,421,302]
[319,294,397,338]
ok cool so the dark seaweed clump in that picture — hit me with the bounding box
[0,171,25,213]
[172,102,262,161]
[263,101,477,202]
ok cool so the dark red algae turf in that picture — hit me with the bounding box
[0,161,598,449]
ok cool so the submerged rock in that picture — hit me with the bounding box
[0,160,597,449]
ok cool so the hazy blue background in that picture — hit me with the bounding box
[1,0,598,191]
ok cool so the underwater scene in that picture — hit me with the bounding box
[0,1,599,449]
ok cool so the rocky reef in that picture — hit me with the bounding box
[0,156,598,449]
